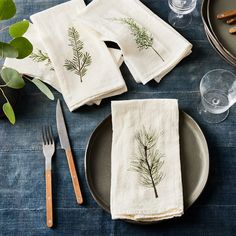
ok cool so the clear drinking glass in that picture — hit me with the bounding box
[168,0,197,28]
[198,69,236,123]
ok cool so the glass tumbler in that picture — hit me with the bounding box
[168,0,197,28]
[198,69,236,123]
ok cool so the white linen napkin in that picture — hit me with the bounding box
[4,24,124,105]
[5,0,126,109]
[78,0,193,84]
[111,99,183,221]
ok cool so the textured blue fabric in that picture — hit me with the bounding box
[0,0,236,235]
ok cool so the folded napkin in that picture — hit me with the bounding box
[111,99,183,221]
[5,0,127,111]
[78,0,192,84]
[4,0,89,94]
[4,22,124,105]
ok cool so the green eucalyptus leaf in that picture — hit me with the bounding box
[1,67,25,89]
[9,20,30,38]
[0,42,18,58]
[3,102,15,124]
[10,37,33,59]
[0,0,16,20]
[31,78,54,100]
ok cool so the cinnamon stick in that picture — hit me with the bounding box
[226,17,236,24]
[217,9,236,20]
[229,27,236,34]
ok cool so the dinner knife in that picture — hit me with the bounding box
[56,99,83,204]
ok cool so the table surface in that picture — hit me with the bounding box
[0,0,236,235]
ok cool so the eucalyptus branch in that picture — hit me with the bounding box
[0,0,41,124]
[0,25,10,33]
[0,82,12,88]
[0,77,11,88]
[0,87,9,102]
[22,74,32,81]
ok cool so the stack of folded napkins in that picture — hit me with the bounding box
[77,0,192,84]
[111,99,183,221]
[5,0,192,111]
[5,0,127,111]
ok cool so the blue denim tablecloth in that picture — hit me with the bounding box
[0,0,236,235]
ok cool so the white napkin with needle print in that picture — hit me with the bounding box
[5,0,127,110]
[78,0,193,84]
[111,99,183,221]
[4,23,124,93]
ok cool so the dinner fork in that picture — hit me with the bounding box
[42,126,55,228]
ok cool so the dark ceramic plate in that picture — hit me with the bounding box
[201,0,236,66]
[85,111,209,223]
[208,0,236,59]
[204,26,236,66]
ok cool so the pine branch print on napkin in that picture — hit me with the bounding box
[130,127,165,198]
[64,27,92,82]
[30,49,54,71]
[113,17,164,62]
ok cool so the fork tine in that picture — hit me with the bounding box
[45,125,50,145]
[42,125,54,145]
[48,126,54,144]
[46,126,49,145]
[42,126,47,145]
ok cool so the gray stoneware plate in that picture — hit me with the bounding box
[204,26,236,66]
[85,111,209,224]
[201,0,236,66]
[208,0,236,59]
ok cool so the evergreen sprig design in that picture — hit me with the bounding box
[113,17,164,62]
[130,127,164,198]
[30,49,54,71]
[64,27,92,82]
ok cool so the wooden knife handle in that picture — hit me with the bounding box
[217,9,236,20]
[66,149,83,204]
[45,170,53,228]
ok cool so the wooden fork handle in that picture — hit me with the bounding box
[66,149,83,205]
[45,170,53,228]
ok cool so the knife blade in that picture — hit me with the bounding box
[56,99,83,204]
[56,100,70,150]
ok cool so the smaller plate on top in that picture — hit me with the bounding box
[85,111,209,224]
[204,26,236,66]
[208,0,236,60]
[201,0,236,66]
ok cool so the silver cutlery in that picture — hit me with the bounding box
[56,99,83,204]
[42,126,55,228]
